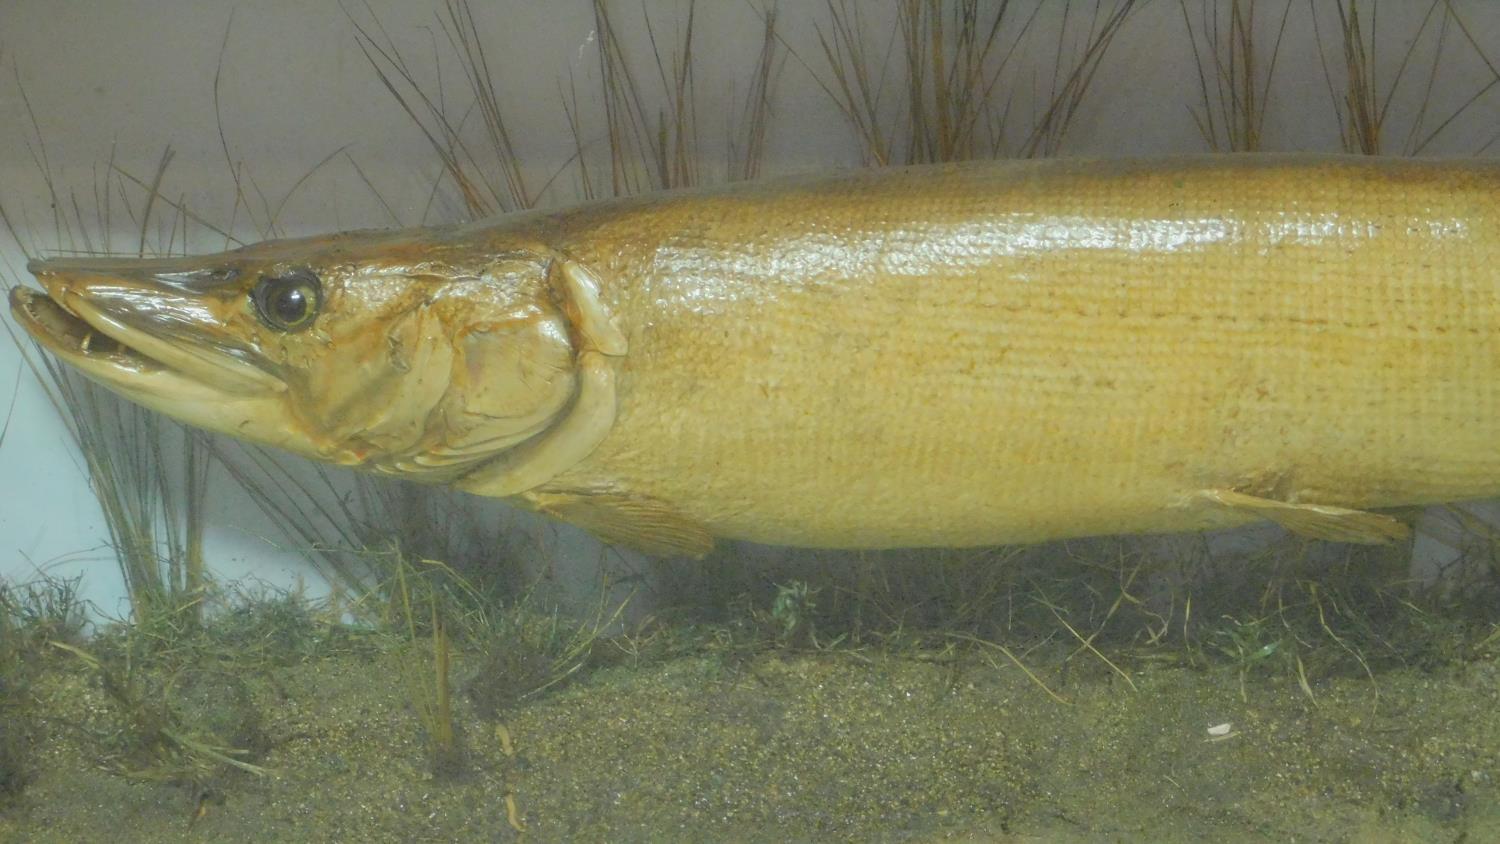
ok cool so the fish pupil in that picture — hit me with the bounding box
[274,287,306,322]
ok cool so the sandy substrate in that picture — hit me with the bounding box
[2,638,1498,842]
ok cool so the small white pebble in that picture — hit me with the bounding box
[1206,722,1233,737]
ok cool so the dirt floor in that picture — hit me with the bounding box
[2,627,1498,843]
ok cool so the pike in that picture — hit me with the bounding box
[10,156,1499,556]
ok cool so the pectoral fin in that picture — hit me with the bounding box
[551,258,627,356]
[1198,489,1410,545]
[523,491,716,558]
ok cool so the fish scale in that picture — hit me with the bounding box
[508,156,1500,550]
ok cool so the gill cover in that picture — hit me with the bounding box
[454,256,628,495]
[248,246,629,489]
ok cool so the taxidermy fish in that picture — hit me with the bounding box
[12,156,1498,556]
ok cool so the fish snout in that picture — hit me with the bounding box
[28,255,243,294]
[23,255,284,395]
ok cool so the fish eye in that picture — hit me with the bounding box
[252,269,321,332]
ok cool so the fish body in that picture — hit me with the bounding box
[13,156,1500,554]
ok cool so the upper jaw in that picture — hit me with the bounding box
[12,261,285,397]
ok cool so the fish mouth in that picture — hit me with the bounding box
[10,264,284,398]
[12,285,167,375]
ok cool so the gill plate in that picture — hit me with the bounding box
[457,256,627,497]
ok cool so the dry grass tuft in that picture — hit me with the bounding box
[348,0,534,219]
[589,0,699,195]
[352,0,784,213]
[805,0,1139,165]
[0,80,209,627]
[1181,0,1293,152]
[727,6,784,182]
[1312,0,1500,156]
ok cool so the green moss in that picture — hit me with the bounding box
[1,539,1498,841]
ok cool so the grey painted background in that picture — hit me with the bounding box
[4,0,1500,617]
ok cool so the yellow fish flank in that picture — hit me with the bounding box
[10,156,1500,555]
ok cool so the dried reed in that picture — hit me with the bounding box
[0,128,208,625]
[1181,0,1292,152]
[806,0,1138,165]
[1312,0,1500,156]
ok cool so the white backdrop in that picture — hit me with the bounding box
[4,0,1500,615]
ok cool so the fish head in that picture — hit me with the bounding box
[9,228,583,479]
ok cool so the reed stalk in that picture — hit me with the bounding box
[807,0,1138,165]
[1312,0,1500,156]
[1181,0,1292,152]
